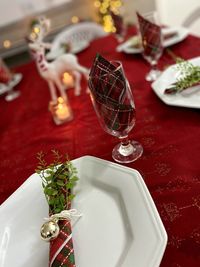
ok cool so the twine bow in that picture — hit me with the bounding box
[45,209,82,222]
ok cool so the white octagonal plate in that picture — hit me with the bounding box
[0,156,167,267]
[152,57,200,108]
[117,26,189,54]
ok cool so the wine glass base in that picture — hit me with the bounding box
[5,90,20,101]
[146,69,161,82]
[112,140,143,164]
[115,34,125,43]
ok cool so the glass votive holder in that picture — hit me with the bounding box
[49,96,73,125]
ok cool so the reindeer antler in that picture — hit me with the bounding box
[28,16,51,43]
[37,16,51,41]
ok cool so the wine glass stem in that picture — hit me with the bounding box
[120,136,130,146]
[118,136,135,156]
[151,60,158,71]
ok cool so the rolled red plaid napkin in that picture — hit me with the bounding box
[49,215,75,267]
[164,81,200,95]
[0,58,12,84]
[49,172,75,267]
[136,12,162,59]
[38,159,79,267]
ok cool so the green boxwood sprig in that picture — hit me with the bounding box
[36,150,78,214]
[165,58,200,94]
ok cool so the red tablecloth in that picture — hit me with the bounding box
[1,32,200,266]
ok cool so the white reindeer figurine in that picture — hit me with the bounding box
[29,41,89,99]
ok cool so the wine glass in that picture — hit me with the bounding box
[88,61,143,163]
[0,58,21,101]
[5,73,22,101]
[110,10,127,43]
[137,11,163,82]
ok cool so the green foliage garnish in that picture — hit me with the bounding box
[36,150,78,214]
[165,58,200,94]
[175,59,200,89]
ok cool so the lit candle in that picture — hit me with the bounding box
[49,97,73,125]
[3,40,11,49]
[55,97,70,120]
[71,16,79,24]
[62,72,74,88]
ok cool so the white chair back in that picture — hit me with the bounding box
[156,1,200,37]
[47,22,107,58]
[183,7,200,28]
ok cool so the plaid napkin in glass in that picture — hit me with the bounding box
[89,54,127,105]
[0,58,12,84]
[88,54,135,132]
[110,11,126,37]
[136,12,162,58]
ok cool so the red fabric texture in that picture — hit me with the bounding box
[0,29,200,266]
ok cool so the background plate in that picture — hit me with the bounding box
[117,26,189,54]
[152,56,200,108]
[0,156,167,267]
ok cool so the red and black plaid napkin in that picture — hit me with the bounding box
[0,59,12,84]
[136,12,162,59]
[110,11,126,38]
[49,218,75,267]
[88,54,135,132]
[89,54,127,105]
[49,181,75,267]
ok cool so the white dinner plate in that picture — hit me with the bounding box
[152,56,200,108]
[117,26,189,54]
[0,156,167,267]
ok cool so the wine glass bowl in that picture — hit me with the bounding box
[110,8,127,43]
[89,60,143,163]
[91,90,135,134]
